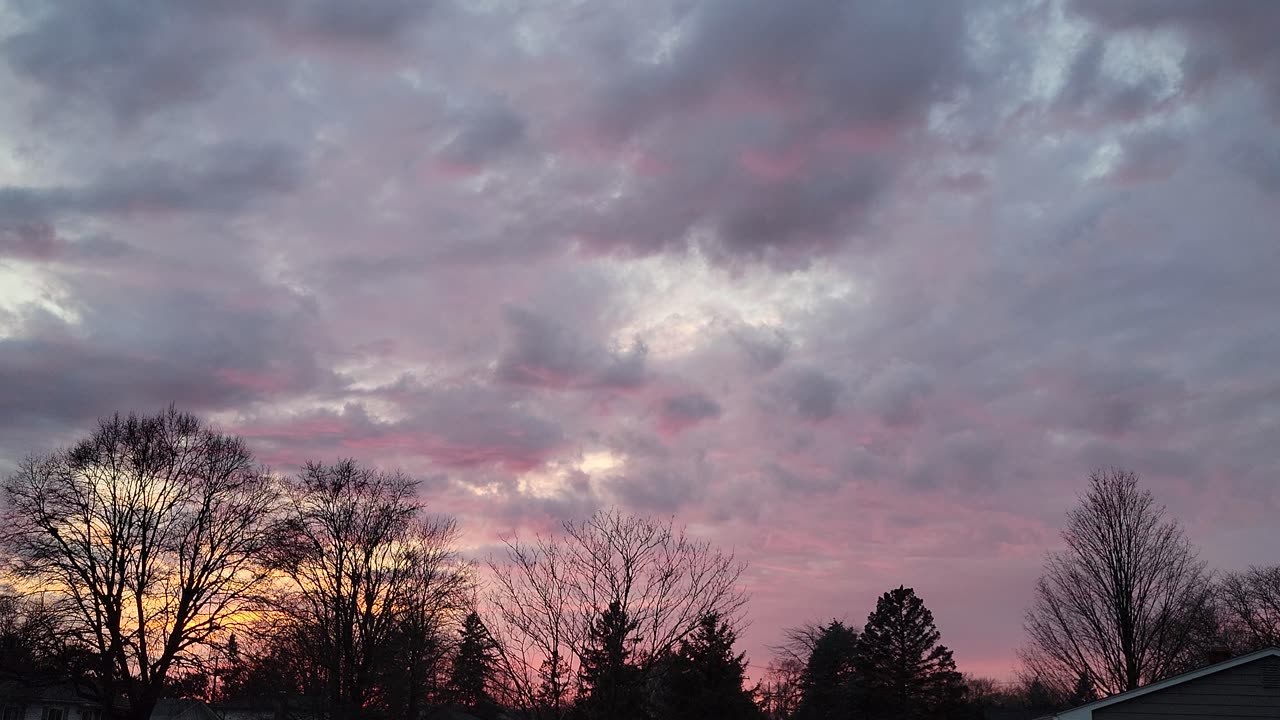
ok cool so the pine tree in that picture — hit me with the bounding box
[449,611,497,708]
[856,587,966,720]
[1024,677,1057,715]
[576,600,644,720]
[1066,670,1096,707]
[794,621,859,720]
[216,634,244,701]
[660,613,760,720]
[536,647,571,717]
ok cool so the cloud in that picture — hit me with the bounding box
[658,392,722,434]
[2,0,437,122]
[777,368,843,421]
[729,323,791,373]
[0,282,329,459]
[862,362,935,429]
[495,307,648,390]
[2,0,1280,683]
[0,142,303,223]
[1069,0,1280,114]
[1106,130,1186,185]
[440,97,528,168]
[0,223,62,260]
[3,0,245,122]
[572,0,973,267]
[599,0,970,137]
[1051,37,1172,125]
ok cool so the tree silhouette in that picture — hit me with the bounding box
[659,612,760,720]
[1066,670,1096,707]
[488,508,745,718]
[794,621,858,720]
[1022,676,1058,716]
[575,600,643,720]
[856,586,965,720]
[535,648,572,719]
[266,459,471,720]
[1022,469,1214,695]
[449,611,498,708]
[1,408,279,720]
[1219,566,1280,651]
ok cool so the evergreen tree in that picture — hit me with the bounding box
[659,613,760,720]
[794,621,859,720]
[576,600,644,720]
[1066,670,1096,707]
[1023,677,1057,715]
[856,587,966,720]
[536,648,571,717]
[449,611,498,708]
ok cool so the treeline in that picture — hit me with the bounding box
[0,410,1277,720]
[760,470,1280,719]
[0,408,755,720]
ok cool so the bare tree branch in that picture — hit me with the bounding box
[486,508,746,719]
[1021,469,1214,696]
[1,407,279,720]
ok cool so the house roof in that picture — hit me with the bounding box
[1055,646,1280,720]
[151,698,219,720]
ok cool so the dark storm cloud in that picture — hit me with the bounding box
[495,307,647,390]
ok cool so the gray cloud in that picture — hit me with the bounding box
[1108,130,1186,185]
[658,392,722,434]
[495,307,648,390]
[0,142,303,224]
[1051,37,1171,125]
[1070,0,1280,113]
[776,368,843,421]
[2,0,1280,681]
[441,98,528,167]
[3,0,437,123]
[0,223,62,260]
[574,0,972,266]
[729,323,791,373]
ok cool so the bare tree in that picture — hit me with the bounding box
[266,459,471,720]
[1,408,279,720]
[757,621,828,719]
[487,508,747,719]
[1219,566,1280,651]
[1022,469,1214,696]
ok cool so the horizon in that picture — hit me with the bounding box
[2,0,1279,687]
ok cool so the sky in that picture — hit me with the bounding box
[1,0,1279,681]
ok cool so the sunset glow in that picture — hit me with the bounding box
[2,0,1279,690]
